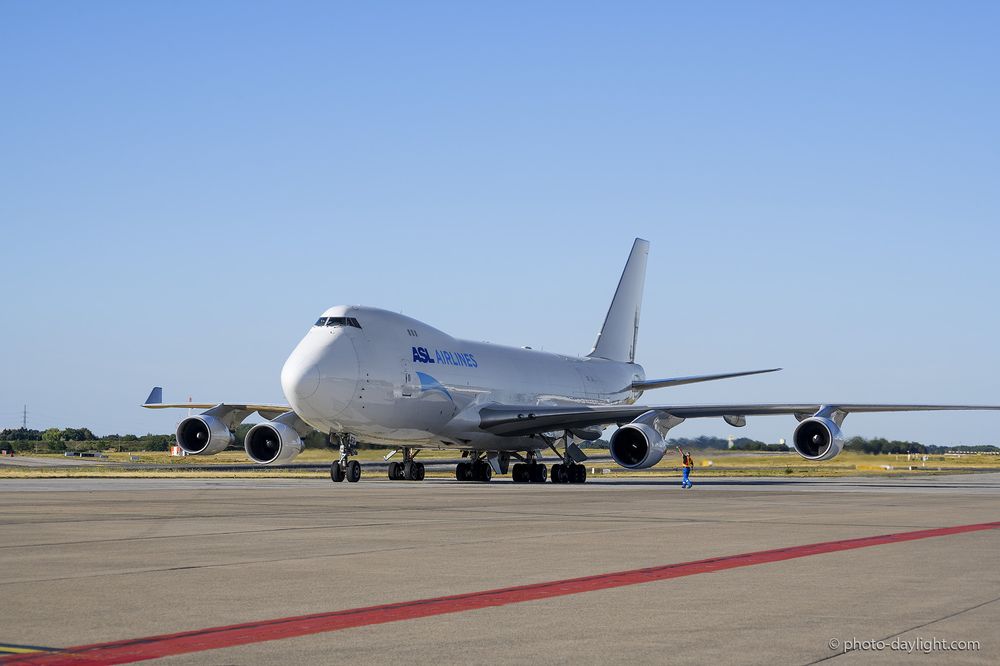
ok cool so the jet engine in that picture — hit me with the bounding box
[244,422,304,465]
[792,417,845,461]
[609,422,668,469]
[175,415,233,455]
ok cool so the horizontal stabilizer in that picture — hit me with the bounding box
[633,368,782,391]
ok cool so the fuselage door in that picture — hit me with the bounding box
[401,358,416,398]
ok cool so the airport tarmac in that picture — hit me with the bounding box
[1,474,998,664]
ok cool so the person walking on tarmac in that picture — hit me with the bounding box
[677,446,694,489]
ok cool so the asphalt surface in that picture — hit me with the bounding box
[0,455,109,468]
[1,473,998,664]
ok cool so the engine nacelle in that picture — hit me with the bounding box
[244,422,304,465]
[792,417,845,461]
[609,423,668,469]
[175,415,233,455]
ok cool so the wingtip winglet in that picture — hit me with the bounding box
[143,386,163,406]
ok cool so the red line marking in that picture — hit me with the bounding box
[6,521,998,665]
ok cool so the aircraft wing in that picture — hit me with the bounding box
[140,386,293,420]
[478,402,1000,437]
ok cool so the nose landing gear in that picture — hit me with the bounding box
[329,433,362,483]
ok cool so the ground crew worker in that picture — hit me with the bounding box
[677,445,694,489]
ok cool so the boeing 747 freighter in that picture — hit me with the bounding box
[144,239,999,484]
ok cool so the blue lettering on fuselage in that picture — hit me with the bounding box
[411,346,435,363]
[411,347,477,367]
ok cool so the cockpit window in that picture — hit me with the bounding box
[315,316,362,329]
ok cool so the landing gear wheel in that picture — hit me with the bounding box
[414,462,425,480]
[573,464,587,484]
[456,462,471,481]
[469,461,486,482]
[405,461,420,481]
[330,461,345,482]
[512,463,527,483]
[530,463,547,483]
[346,460,362,482]
[388,461,400,480]
[478,462,492,482]
[551,464,566,484]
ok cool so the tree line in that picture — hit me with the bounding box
[0,427,174,452]
[0,425,331,453]
[667,435,788,451]
[843,436,997,455]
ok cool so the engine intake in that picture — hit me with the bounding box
[244,422,304,465]
[792,417,845,461]
[609,423,668,469]
[175,415,233,455]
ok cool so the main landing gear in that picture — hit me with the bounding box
[542,434,588,484]
[330,434,362,483]
[456,459,492,482]
[511,451,547,483]
[550,462,587,484]
[388,448,425,481]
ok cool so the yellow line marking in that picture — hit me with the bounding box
[0,643,59,654]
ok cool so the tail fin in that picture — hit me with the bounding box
[588,238,649,363]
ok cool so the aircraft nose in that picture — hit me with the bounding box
[281,359,320,401]
[282,332,360,420]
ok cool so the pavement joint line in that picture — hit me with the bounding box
[0,522,663,586]
[2,520,997,666]
[804,594,1000,664]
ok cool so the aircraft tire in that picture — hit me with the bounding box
[511,463,526,483]
[456,462,470,481]
[346,460,362,482]
[415,462,425,480]
[330,462,345,483]
[574,464,587,483]
[530,464,547,483]
[388,462,399,480]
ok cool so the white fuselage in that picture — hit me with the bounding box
[280,306,645,451]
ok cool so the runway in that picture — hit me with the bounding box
[2,474,998,664]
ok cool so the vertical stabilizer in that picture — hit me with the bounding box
[588,238,649,363]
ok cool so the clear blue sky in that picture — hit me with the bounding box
[2,1,998,445]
